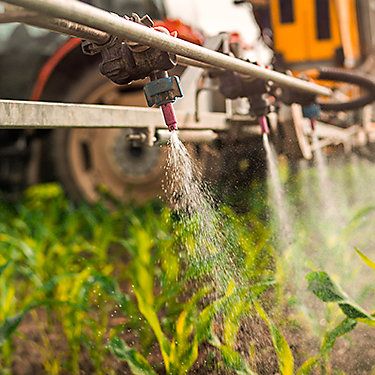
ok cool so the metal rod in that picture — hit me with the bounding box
[2,0,332,97]
[0,99,229,130]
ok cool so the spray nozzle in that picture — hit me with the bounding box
[302,103,321,132]
[144,74,183,132]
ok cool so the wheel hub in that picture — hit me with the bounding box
[111,129,162,182]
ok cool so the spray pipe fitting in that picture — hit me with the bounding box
[82,13,177,85]
[281,85,321,132]
[302,103,321,131]
[83,12,183,132]
[213,62,273,135]
[247,87,272,132]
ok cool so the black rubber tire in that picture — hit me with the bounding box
[48,67,162,203]
[50,68,108,202]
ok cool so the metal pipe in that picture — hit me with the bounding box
[2,0,332,97]
[0,10,36,22]
[26,15,110,43]
[1,3,110,42]
[177,56,217,70]
[1,8,213,68]
[0,6,223,69]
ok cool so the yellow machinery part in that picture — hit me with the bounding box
[270,0,360,65]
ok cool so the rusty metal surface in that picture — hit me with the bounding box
[82,14,177,85]
[0,99,229,130]
[26,15,109,43]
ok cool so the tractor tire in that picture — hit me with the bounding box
[49,68,167,203]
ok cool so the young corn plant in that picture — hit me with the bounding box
[110,212,208,375]
[5,181,366,374]
[0,184,125,374]
[108,205,293,374]
[299,248,375,374]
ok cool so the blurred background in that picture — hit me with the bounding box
[0,1,375,374]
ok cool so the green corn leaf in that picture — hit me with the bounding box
[355,248,375,270]
[0,300,46,346]
[169,288,208,372]
[209,332,256,375]
[338,302,373,320]
[0,313,25,346]
[197,281,236,342]
[172,289,210,373]
[223,297,251,347]
[306,272,347,302]
[89,272,132,310]
[214,343,256,375]
[307,272,374,320]
[296,356,319,375]
[133,289,171,372]
[343,205,375,236]
[108,337,157,375]
[196,304,216,343]
[321,318,357,357]
[182,337,199,374]
[348,206,375,227]
[357,317,375,327]
[254,302,294,375]
[169,332,199,375]
[0,261,10,276]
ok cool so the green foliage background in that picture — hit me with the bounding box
[0,179,373,374]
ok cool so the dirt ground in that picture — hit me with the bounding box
[9,309,375,374]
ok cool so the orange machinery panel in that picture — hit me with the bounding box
[270,0,360,65]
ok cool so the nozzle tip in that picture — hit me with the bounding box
[259,116,270,135]
[161,103,178,132]
[310,119,316,131]
[168,123,178,132]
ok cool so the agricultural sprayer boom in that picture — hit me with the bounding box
[0,0,375,172]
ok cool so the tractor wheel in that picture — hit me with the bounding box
[50,68,167,203]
